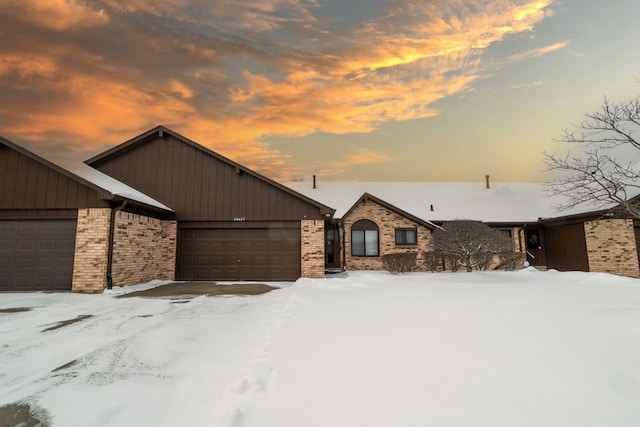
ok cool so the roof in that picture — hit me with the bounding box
[86,126,335,216]
[0,135,173,213]
[283,180,605,224]
[344,193,440,229]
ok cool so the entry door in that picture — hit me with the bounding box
[325,225,341,269]
[525,227,546,267]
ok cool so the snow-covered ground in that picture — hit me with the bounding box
[2,270,640,426]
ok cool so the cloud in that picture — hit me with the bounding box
[0,0,109,30]
[512,80,545,89]
[0,0,558,180]
[506,40,570,63]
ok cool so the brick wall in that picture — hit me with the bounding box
[71,208,177,293]
[111,211,177,287]
[584,218,640,277]
[343,199,433,271]
[72,208,111,293]
[301,219,325,278]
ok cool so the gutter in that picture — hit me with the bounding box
[106,200,127,290]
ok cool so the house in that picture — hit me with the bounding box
[285,178,640,278]
[2,125,639,293]
[1,127,333,292]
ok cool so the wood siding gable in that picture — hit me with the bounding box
[86,126,334,222]
[0,137,109,215]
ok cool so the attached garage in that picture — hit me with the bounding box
[177,224,301,281]
[0,219,77,291]
[87,126,334,283]
[1,135,175,292]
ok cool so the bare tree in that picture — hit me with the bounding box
[433,221,514,272]
[544,95,640,218]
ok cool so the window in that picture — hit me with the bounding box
[352,219,379,257]
[395,228,417,245]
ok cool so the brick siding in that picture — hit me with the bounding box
[111,211,177,287]
[71,208,177,293]
[72,208,111,293]
[585,218,640,277]
[301,219,325,278]
[343,199,433,271]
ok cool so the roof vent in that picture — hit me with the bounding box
[485,174,490,189]
[430,204,434,212]
[313,175,316,189]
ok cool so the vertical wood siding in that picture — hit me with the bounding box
[90,135,325,221]
[0,144,106,212]
[544,223,589,271]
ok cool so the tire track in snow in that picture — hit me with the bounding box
[0,299,188,403]
[210,284,300,427]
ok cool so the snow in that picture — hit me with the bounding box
[69,164,172,211]
[284,181,606,223]
[2,271,640,426]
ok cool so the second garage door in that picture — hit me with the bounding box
[0,219,77,291]
[177,226,301,281]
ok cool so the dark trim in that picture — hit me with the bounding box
[85,126,335,217]
[177,220,300,229]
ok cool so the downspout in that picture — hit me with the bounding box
[106,200,127,290]
[339,220,346,271]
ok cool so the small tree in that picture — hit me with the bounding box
[434,221,514,272]
[544,95,640,218]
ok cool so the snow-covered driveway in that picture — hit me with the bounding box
[2,270,640,426]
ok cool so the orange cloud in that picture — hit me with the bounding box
[0,0,560,181]
[0,0,109,30]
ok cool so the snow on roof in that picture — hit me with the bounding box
[69,164,173,212]
[283,180,603,223]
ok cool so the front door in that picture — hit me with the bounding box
[325,224,341,270]
[525,226,546,267]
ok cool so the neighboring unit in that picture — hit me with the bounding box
[0,136,175,293]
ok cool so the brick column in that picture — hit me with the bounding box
[72,208,111,293]
[301,219,325,278]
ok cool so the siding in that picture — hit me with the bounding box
[89,134,325,221]
[0,143,107,213]
[544,223,589,272]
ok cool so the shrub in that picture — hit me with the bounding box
[382,252,418,274]
[422,251,442,272]
[497,252,525,271]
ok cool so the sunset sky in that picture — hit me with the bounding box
[1,0,639,182]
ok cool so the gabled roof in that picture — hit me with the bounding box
[86,125,335,216]
[284,180,603,224]
[344,193,440,230]
[0,135,172,213]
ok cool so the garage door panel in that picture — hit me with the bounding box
[178,226,300,281]
[0,220,76,291]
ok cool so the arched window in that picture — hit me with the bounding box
[351,219,379,257]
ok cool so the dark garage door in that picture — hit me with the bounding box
[0,220,77,291]
[177,227,301,281]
